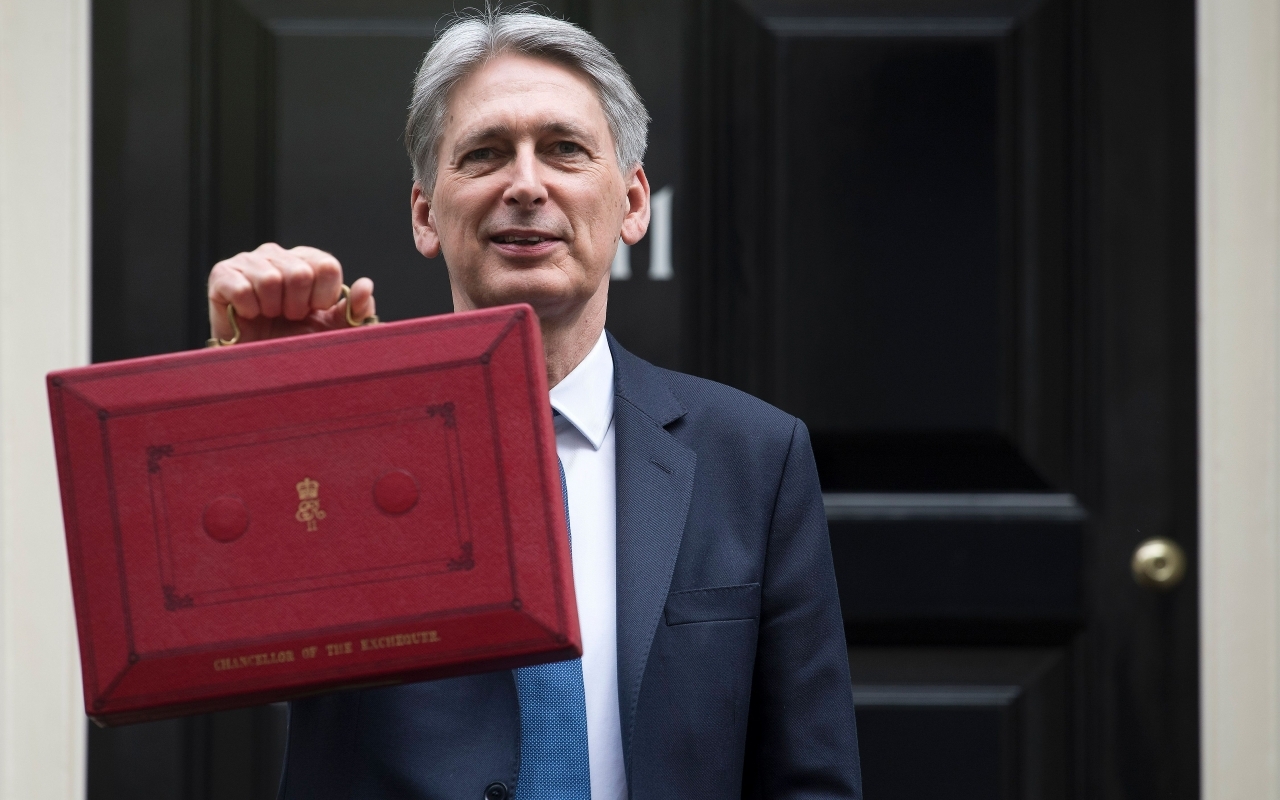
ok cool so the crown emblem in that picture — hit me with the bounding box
[295,478,325,531]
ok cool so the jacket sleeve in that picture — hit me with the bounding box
[743,419,863,799]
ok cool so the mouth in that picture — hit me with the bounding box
[493,234,555,244]
[488,229,564,258]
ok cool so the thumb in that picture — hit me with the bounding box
[346,277,376,324]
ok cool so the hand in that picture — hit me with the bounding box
[206,243,376,344]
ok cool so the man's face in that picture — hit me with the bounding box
[412,53,650,323]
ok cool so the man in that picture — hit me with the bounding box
[207,10,861,800]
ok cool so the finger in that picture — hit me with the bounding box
[264,250,316,321]
[236,252,285,319]
[208,261,263,318]
[290,246,342,274]
[347,277,376,322]
[298,248,343,311]
[253,241,289,258]
[207,266,258,340]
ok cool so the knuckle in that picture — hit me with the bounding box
[313,259,341,280]
[216,285,256,317]
[209,267,243,298]
[209,260,236,282]
[256,270,283,292]
[229,285,257,308]
[283,265,314,289]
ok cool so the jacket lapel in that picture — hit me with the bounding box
[608,335,697,776]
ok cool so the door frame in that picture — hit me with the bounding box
[1198,0,1280,796]
[0,0,1276,796]
[0,0,91,798]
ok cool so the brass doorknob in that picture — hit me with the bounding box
[1131,537,1187,591]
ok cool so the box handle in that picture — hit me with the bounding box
[207,283,379,347]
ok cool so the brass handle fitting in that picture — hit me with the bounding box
[207,283,378,347]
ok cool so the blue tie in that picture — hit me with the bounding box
[513,453,591,799]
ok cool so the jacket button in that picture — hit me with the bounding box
[484,782,509,800]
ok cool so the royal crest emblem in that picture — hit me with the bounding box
[295,477,326,531]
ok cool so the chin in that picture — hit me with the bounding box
[469,273,586,317]
[449,249,605,315]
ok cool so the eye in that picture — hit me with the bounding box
[465,147,496,162]
[553,141,584,156]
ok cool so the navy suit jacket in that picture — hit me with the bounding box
[280,334,862,799]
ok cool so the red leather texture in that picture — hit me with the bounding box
[47,305,579,726]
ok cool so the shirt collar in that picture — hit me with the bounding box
[549,330,614,450]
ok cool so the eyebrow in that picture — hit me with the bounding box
[450,120,601,161]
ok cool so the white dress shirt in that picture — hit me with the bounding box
[548,331,626,800]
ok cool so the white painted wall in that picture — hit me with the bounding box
[1198,0,1280,796]
[0,0,91,797]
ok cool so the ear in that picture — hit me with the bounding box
[619,164,651,246]
[411,183,442,259]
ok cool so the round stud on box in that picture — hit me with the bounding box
[203,495,249,542]
[374,469,420,515]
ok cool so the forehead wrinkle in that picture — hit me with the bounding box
[441,54,615,167]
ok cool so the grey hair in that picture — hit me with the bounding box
[405,8,649,192]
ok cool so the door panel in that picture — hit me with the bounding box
[829,513,1083,626]
[780,35,1004,432]
[686,0,1072,475]
[271,28,455,321]
[850,648,1070,800]
[205,3,458,325]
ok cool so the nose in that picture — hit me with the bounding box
[502,145,547,209]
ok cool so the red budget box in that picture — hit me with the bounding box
[47,304,579,726]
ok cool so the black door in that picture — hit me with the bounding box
[684,0,1197,797]
[90,0,1196,797]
